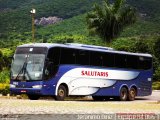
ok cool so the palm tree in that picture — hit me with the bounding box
[86,0,136,43]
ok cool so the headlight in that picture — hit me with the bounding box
[32,85,42,89]
[10,84,16,88]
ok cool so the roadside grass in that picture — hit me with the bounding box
[0,83,9,89]
[152,81,160,90]
[0,83,9,95]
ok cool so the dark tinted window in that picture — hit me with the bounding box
[126,55,138,69]
[138,56,152,70]
[45,47,61,79]
[47,47,60,65]
[115,54,126,68]
[103,53,114,67]
[60,48,76,64]
[90,51,103,66]
[76,50,90,65]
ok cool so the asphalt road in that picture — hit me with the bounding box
[135,90,160,101]
[0,91,159,120]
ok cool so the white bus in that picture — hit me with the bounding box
[10,43,153,101]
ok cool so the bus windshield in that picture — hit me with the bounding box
[11,47,47,81]
[11,54,45,81]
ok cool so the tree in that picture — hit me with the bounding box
[154,37,160,62]
[86,0,136,43]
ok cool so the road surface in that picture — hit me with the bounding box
[0,91,159,115]
[135,90,160,101]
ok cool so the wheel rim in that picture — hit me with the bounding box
[58,89,65,97]
[121,91,126,99]
[120,88,128,101]
[130,89,136,98]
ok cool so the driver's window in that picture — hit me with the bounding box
[44,62,53,79]
[47,47,60,65]
[45,47,60,80]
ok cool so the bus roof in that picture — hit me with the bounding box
[18,43,152,57]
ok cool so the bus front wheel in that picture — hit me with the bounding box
[128,87,136,101]
[119,87,128,101]
[55,85,67,101]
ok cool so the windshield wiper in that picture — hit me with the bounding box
[15,55,28,81]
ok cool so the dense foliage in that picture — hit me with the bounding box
[86,0,136,42]
[0,0,100,34]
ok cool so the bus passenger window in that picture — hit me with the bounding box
[60,48,76,64]
[126,55,138,69]
[76,50,90,65]
[90,51,103,66]
[138,57,152,70]
[115,54,126,68]
[103,53,114,67]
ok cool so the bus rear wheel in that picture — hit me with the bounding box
[28,95,40,100]
[128,87,136,101]
[55,85,67,101]
[119,87,128,101]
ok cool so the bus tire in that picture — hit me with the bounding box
[128,87,136,101]
[55,85,67,101]
[119,87,128,101]
[28,95,40,100]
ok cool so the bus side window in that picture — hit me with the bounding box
[126,55,138,69]
[76,50,90,65]
[90,51,103,66]
[115,54,127,68]
[60,48,76,64]
[103,53,114,67]
[138,57,152,70]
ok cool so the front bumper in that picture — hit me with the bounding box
[10,88,42,95]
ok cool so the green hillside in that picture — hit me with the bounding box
[37,13,160,44]
[52,0,160,39]
[122,0,160,36]
[0,0,160,43]
[128,0,160,17]
[37,14,103,44]
[0,0,100,34]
